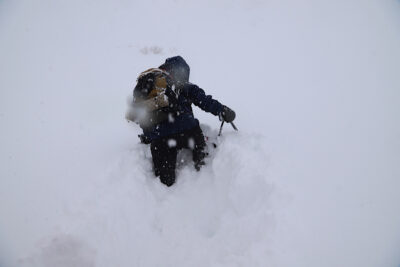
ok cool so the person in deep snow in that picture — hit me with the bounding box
[127,56,236,186]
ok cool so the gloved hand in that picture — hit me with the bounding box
[220,105,236,123]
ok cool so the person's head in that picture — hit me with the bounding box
[159,56,190,84]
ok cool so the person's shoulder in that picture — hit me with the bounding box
[178,82,200,96]
[182,82,200,91]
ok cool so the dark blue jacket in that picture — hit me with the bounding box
[141,83,224,141]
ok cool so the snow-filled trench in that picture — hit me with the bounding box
[18,127,275,267]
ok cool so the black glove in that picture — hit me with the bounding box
[138,134,151,144]
[220,105,236,123]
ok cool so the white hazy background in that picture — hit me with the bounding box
[1,0,400,266]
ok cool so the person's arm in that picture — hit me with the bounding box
[184,83,224,115]
[184,83,236,122]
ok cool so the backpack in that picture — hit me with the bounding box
[133,68,176,111]
[127,68,178,128]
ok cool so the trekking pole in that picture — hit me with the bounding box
[218,121,238,136]
[218,121,225,136]
[230,122,238,131]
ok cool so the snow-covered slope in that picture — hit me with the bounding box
[1,0,400,266]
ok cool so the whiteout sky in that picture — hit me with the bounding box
[1,0,400,266]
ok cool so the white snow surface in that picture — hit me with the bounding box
[1,0,400,266]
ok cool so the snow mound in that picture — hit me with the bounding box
[21,126,275,267]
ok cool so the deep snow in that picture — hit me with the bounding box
[1,0,400,266]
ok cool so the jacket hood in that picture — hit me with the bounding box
[159,56,190,84]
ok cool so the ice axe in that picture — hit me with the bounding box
[218,121,238,136]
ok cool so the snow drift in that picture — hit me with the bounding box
[1,0,400,266]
